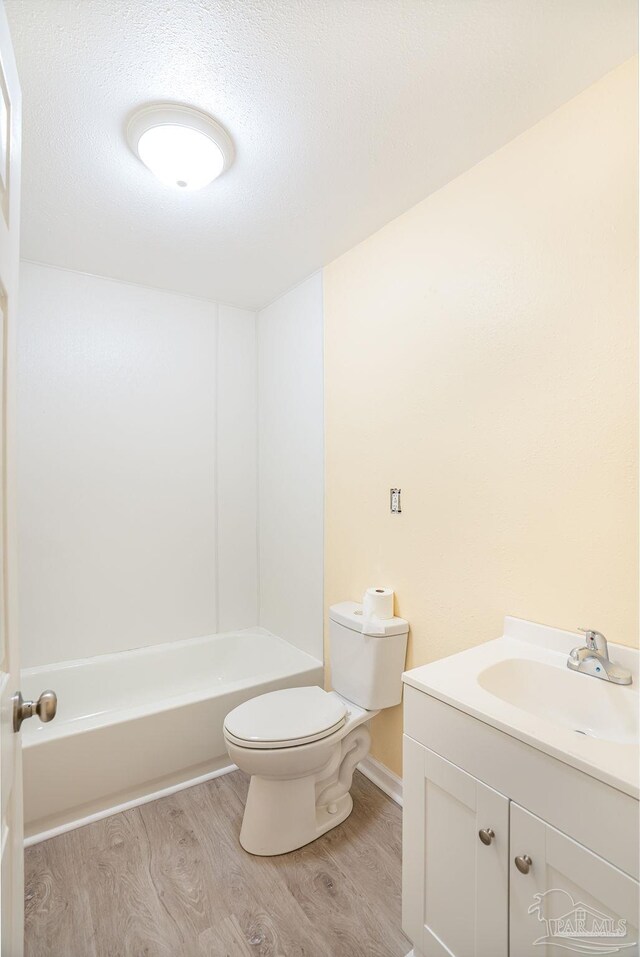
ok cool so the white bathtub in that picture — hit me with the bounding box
[21,628,323,843]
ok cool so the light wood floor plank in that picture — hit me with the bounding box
[24,826,97,957]
[25,769,409,957]
[82,808,187,957]
[197,915,255,957]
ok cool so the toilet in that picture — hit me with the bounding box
[223,601,409,856]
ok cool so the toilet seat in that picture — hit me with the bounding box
[224,686,347,750]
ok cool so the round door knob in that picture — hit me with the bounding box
[515,854,533,874]
[12,689,58,732]
[36,690,58,723]
[478,828,495,845]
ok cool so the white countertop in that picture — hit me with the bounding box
[402,617,639,799]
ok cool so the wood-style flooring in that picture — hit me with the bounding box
[24,769,409,957]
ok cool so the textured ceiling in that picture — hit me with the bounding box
[5,0,638,309]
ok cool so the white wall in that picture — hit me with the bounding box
[257,273,324,660]
[18,263,257,667]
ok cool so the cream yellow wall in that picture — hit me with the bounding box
[324,59,638,777]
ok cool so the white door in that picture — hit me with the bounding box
[510,803,639,957]
[0,3,22,954]
[402,735,509,957]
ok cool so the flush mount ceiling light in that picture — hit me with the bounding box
[127,104,234,191]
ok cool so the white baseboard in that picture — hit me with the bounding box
[25,763,238,847]
[358,754,403,807]
[26,753,403,847]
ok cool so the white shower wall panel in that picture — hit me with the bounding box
[17,263,258,666]
[217,304,258,630]
[257,273,324,660]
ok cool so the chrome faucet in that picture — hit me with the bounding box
[567,628,632,685]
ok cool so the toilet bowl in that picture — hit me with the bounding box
[224,602,409,856]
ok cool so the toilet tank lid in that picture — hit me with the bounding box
[329,601,409,637]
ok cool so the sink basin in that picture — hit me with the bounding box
[477,657,639,744]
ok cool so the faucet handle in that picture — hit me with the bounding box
[578,627,608,656]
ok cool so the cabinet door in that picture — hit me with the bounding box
[403,735,509,957]
[510,803,639,957]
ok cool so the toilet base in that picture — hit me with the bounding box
[240,782,353,856]
[237,724,371,856]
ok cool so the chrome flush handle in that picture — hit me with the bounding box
[12,689,57,732]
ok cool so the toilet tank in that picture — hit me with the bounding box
[329,602,409,710]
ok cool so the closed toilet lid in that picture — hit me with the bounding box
[224,686,347,749]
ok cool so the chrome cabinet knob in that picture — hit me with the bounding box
[515,854,533,874]
[12,689,57,732]
[478,828,495,845]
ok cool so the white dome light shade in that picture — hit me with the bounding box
[127,105,234,191]
[137,125,224,190]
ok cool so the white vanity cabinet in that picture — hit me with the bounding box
[402,684,640,957]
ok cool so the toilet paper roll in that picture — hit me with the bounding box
[363,587,394,620]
